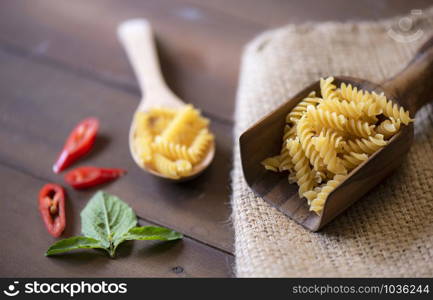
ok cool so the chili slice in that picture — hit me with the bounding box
[53,118,99,173]
[38,184,66,237]
[64,167,127,189]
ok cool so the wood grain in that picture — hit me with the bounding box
[0,0,262,122]
[193,0,433,27]
[0,50,234,253]
[1,0,432,277]
[0,164,233,277]
[0,0,428,120]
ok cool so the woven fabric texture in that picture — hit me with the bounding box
[232,8,433,277]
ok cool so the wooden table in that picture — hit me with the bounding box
[0,0,431,278]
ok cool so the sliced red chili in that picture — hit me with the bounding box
[64,167,127,189]
[53,118,99,173]
[38,184,66,237]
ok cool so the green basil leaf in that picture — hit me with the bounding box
[46,236,104,256]
[122,226,183,241]
[46,191,182,258]
[80,191,137,252]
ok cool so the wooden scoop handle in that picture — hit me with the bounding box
[383,36,433,115]
[118,19,168,97]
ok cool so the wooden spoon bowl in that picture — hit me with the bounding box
[117,19,215,181]
[240,37,433,231]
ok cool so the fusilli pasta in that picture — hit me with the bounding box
[309,174,346,213]
[261,155,281,172]
[286,91,322,124]
[377,117,401,138]
[133,105,214,179]
[297,116,325,171]
[313,135,347,174]
[261,76,413,215]
[342,152,368,170]
[343,118,375,138]
[306,106,347,132]
[188,128,214,164]
[320,77,338,100]
[319,98,364,119]
[153,154,192,179]
[372,92,412,125]
[286,138,316,197]
[343,134,387,155]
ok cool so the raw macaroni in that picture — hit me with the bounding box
[133,105,214,179]
[262,77,413,214]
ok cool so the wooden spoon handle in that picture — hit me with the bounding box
[382,36,433,115]
[117,19,167,96]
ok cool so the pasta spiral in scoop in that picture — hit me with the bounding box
[262,77,413,214]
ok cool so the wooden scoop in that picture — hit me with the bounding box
[117,19,215,181]
[240,36,433,231]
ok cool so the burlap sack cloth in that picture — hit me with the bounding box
[232,8,433,277]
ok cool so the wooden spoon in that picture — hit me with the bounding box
[117,19,215,181]
[240,36,433,231]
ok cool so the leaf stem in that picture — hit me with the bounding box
[108,246,116,258]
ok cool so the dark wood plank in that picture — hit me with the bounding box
[1,0,430,123]
[0,164,233,277]
[191,0,433,27]
[0,0,263,122]
[0,49,234,253]
[2,0,428,278]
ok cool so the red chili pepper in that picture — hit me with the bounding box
[64,167,127,189]
[38,184,66,237]
[53,118,99,173]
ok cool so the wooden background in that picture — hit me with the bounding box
[0,0,431,277]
